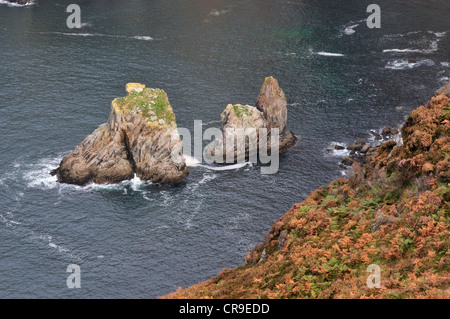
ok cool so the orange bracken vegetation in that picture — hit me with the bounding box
[163,93,450,299]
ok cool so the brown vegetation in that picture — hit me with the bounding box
[163,92,450,299]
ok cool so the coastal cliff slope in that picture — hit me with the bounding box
[164,88,450,299]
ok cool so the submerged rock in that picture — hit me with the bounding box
[52,84,188,185]
[205,76,297,162]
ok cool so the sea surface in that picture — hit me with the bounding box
[0,0,449,298]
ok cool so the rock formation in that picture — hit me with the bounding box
[205,76,297,162]
[163,85,450,299]
[52,83,188,185]
[435,82,450,96]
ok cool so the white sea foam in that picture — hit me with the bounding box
[200,162,249,171]
[29,233,75,256]
[428,31,447,37]
[338,19,366,37]
[209,9,228,16]
[382,41,438,53]
[22,155,153,192]
[385,59,435,70]
[129,174,146,191]
[0,213,21,227]
[24,156,60,189]
[316,51,344,57]
[132,36,154,41]
[61,32,95,37]
[383,36,441,54]
[38,32,154,41]
[198,173,218,184]
[48,242,69,253]
[184,154,249,171]
[344,24,359,35]
[184,155,201,167]
[0,0,35,7]
[325,142,350,158]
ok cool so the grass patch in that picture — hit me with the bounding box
[232,104,253,119]
[113,88,175,126]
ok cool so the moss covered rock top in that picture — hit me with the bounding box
[112,86,176,128]
[232,104,255,119]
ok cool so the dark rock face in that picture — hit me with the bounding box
[205,76,297,162]
[256,77,288,132]
[435,82,450,96]
[52,83,188,186]
[255,76,297,154]
[338,125,403,169]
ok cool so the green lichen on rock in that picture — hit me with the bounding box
[232,104,254,120]
[113,88,176,127]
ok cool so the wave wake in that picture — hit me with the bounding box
[184,155,250,171]
[37,31,154,41]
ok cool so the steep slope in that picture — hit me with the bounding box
[164,90,450,299]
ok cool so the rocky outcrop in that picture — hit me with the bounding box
[337,126,402,169]
[435,82,450,96]
[52,83,188,185]
[205,76,297,162]
[163,87,450,299]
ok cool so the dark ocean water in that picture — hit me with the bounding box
[0,0,448,298]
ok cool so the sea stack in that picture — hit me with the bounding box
[205,76,297,162]
[52,83,188,185]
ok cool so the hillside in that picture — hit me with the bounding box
[163,89,450,299]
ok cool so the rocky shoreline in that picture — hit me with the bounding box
[163,82,450,299]
[334,82,450,172]
[332,126,402,169]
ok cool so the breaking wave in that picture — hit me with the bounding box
[385,59,435,70]
[0,0,35,7]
